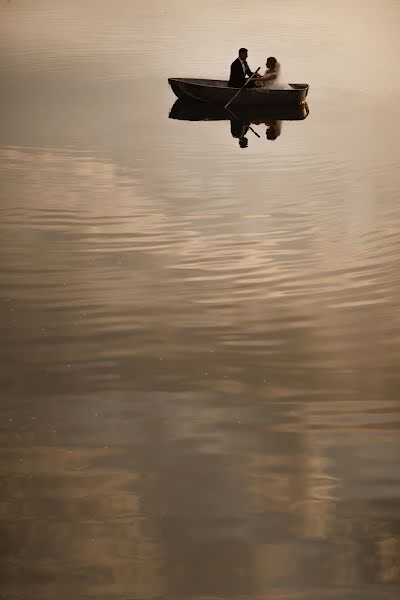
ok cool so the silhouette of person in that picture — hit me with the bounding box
[230,119,250,148]
[228,48,261,88]
[265,120,282,140]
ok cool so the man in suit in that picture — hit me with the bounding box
[228,48,259,88]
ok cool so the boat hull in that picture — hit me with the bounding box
[168,78,309,107]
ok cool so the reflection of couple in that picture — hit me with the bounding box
[230,117,281,148]
[228,48,280,89]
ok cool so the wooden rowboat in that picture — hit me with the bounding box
[168,78,309,107]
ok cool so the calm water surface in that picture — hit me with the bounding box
[1,1,400,599]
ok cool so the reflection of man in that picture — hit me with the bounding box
[228,48,259,88]
[230,119,249,148]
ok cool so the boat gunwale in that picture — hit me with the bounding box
[168,77,308,92]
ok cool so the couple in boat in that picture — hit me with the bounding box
[228,48,280,89]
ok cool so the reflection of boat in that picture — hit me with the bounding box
[169,100,309,123]
[168,78,309,107]
[169,100,309,148]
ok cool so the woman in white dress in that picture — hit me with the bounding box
[256,56,280,88]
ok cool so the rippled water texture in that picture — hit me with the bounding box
[1,1,400,599]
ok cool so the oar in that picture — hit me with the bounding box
[224,106,261,138]
[224,67,261,109]
[247,124,261,139]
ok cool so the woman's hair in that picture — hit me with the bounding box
[266,56,277,68]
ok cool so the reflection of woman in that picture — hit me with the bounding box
[265,120,282,140]
[256,57,280,88]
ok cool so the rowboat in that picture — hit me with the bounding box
[168,78,309,107]
[169,99,309,123]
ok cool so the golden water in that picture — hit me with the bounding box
[1,1,400,598]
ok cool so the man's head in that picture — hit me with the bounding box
[239,48,248,61]
[266,56,277,69]
[239,136,248,148]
